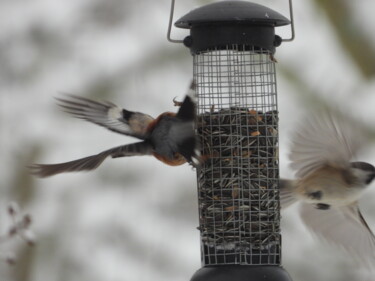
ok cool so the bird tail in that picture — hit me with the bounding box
[279,179,299,209]
[29,153,109,178]
[30,141,152,178]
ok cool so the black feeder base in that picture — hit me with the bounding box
[191,265,292,281]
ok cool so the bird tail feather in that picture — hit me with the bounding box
[29,153,108,178]
[30,141,152,178]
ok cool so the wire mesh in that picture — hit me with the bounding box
[194,46,280,266]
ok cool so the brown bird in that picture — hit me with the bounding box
[30,82,200,178]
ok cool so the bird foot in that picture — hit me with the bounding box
[173,97,183,107]
[314,203,330,210]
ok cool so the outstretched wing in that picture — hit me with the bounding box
[299,203,375,268]
[57,95,154,139]
[289,108,365,178]
[30,141,152,178]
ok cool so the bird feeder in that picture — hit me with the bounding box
[170,1,293,280]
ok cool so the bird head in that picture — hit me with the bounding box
[350,161,375,185]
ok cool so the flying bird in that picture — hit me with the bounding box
[280,109,375,267]
[30,82,200,178]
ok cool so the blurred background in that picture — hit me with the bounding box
[1,0,375,280]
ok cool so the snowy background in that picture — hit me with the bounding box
[1,0,375,280]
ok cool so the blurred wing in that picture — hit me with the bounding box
[30,141,152,178]
[176,80,196,122]
[299,203,375,267]
[57,95,154,139]
[172,81,201,166]
[170,121,201,166]
[289,109,365,178]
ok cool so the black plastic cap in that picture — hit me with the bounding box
[175,1,290,28]
[190,265,293,281]
[175,1,290,54]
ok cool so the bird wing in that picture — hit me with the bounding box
[175,81,201,165]
[176,80,196,121]
[170,121,200,166]
[30,141,153,178]
[299,202,375,267]
[289,108,365,178]
[56,95,154,139]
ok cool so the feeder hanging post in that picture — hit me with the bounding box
[175,1,293,280]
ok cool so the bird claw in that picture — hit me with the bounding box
[314,203,330,210]
[173,97,183,107]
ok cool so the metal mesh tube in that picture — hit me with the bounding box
[194,46,280,266]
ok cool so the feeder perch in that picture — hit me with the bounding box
[174,1,293,280]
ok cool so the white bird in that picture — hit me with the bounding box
[280,108,375,267]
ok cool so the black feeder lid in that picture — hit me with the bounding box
[175,1,290,54]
